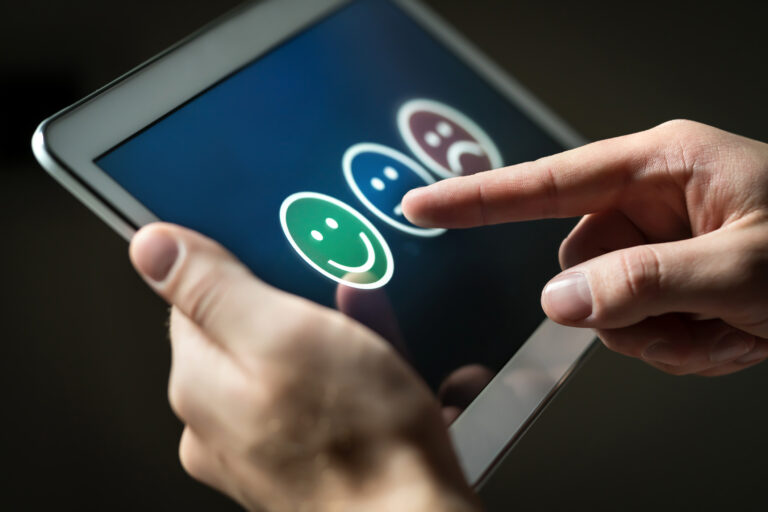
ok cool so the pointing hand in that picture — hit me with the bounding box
[404,120,768,376]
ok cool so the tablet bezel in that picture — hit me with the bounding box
[32,0,596,487]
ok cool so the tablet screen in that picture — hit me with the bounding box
[96,0,574,399]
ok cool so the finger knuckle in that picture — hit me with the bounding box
[618,246,663,302]
[655,119,706,138]
[538,163,561,218]
[168,374,193,421]
[652,119,728,172]
[647,120,707,177]
[179,435,208,480]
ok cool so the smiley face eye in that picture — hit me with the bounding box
[371,177,386,191]
[325,217,338,229]
[425,131,441,147]
[383,166,399,180]
[311,230,324,241]
[437,121,453,137]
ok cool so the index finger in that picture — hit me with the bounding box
[402,125,676,228]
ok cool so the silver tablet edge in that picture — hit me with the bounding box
[397,0,597,486]
[32,123,136,241]
[31,0,598,488]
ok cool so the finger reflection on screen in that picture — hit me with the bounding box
[335,274,409,359]
[438,364,494,425]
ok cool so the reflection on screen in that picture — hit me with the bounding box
[96,0,575,411]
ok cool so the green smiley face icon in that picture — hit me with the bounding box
[280,192,394,289]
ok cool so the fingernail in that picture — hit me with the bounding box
[734,343,768,365]
[642,341,681,366]
[710,333,751,364]
[542,272,592,321]
[734,341,768,364]
[401,188,425,223]
[402,187,426,205]
[133,230,179,283]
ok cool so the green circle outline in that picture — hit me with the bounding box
[279,191,394,289]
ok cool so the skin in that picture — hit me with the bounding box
[129,120,768,509]
[404,120,768,377]
[129,224,479,512]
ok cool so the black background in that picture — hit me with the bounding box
[2,1,767,510]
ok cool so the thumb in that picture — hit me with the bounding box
[541,229,756,332]
[129,223,298,350]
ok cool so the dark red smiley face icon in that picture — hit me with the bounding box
[397,99,503,179]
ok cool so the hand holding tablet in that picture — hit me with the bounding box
[129,223,479,512]
[128,118,768,510]
[38,0,768,508]
[34,0,598,486]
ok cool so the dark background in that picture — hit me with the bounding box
[2,1,766,510]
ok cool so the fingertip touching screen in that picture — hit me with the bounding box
[96,0,574,409]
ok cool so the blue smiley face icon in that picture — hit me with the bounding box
[343,143,446,237]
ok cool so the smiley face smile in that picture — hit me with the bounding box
[327,231,376,273]
[280,192,394,289]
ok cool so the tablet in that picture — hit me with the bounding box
[32,0,595,487]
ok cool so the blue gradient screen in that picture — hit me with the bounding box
[97,0,574,398]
